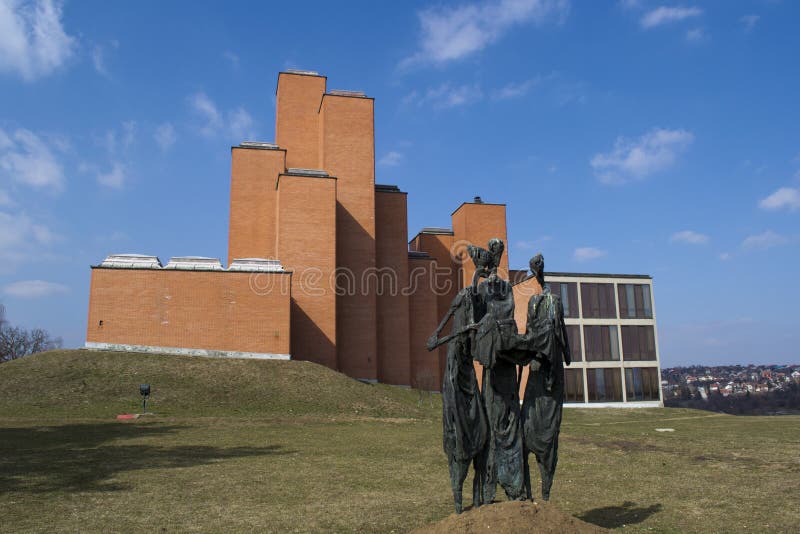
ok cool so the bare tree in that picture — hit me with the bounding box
[0,304,62,363]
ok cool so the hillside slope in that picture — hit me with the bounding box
[0,349,438,419]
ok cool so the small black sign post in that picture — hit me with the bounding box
[140,383,151,414]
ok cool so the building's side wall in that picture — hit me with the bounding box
[276,174,337,369]
[375,191,410,385]
[407,256,441,390]
[451,203,509,288]
[228,147,285,264]
[409,232,458,386]
[275,72,326,169]
[86,269,291,355]
[320,94,377,381]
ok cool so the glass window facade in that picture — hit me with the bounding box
[564,368,584,402]
[625,367,660,401]
[583,325,620,361]
[617,283,653,319]
[580,283,617,318]
[621,325,657,361]
[587,368,622,402]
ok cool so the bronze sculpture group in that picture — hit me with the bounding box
[427,240,571,514]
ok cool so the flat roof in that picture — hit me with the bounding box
[375,184,406,194]
[232,141,284,152]
[451,201,506,216]
[408,251,432,259]
[512,272,652,286]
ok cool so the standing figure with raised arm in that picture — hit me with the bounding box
[426,275,488,513]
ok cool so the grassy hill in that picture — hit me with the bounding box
[0,349,436,419]
[1,350,799,533]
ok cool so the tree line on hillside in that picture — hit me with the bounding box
[0,304,62,363]
[665,383,800,415]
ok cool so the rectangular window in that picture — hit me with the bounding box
[587,368,623,402]
[581,283,616,318]
[566,324,582,362]
[584,325,620,361]
[617,283,653,319]
[625,367,660,401]
[625,284,635,318]
[545,281,578,318]
[564,368,584,402]
[621,325,657,361]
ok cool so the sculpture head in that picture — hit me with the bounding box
[488,238,504,273]
[529,253,545,287]
[488,238,504,257]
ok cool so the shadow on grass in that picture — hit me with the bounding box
[0,422,291,493]
[577,501,662,529]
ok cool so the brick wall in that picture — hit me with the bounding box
[451,202,510,288]
[375,190,411,385]
[276,173,338,368]
[408,255,441,390]
[320,94,377,381]
[276,72,326,169]
[228,146,285,264]
[408,232,458,386]
[87,268,291,355]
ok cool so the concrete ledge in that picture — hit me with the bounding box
[84,342,291,361]
[564,401,662,408]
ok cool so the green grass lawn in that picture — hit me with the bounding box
[1,350,798,533]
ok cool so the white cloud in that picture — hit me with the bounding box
[3,279,68,298]
[401,0,570,68]
[640,6,702,29]
[491,78,540,100]
[96,163,125,189]
[719,252,731,261]
[378,151,403,167]
[516,236,552,250]
[590,127,693,184]
[574,247,606,261]
[228,107,254,140]
[0,210,58,269]
[154,122,176,151]
[758,187,800,212]
[223,51,239,68]
[670,230,709,245]
[741,230,787,250]
[91,41,118,77]
[685,27,708,43]
[190,92,222,136]
[0,127,65,192]
[189,92,255,140]
[404,83,483,109]
[99,121,136,155]
[0,188,12,206]
[740,14,759,32]
[0,0,76,81]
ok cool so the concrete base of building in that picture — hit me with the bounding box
[564,401,663,408]
[84,341,291,361]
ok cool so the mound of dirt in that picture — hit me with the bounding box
[410,500,608,534]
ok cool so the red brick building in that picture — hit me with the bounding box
[86,70,662,404]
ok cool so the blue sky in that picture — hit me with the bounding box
[0,0,798,366]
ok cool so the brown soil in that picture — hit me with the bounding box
[410,500,609,534]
